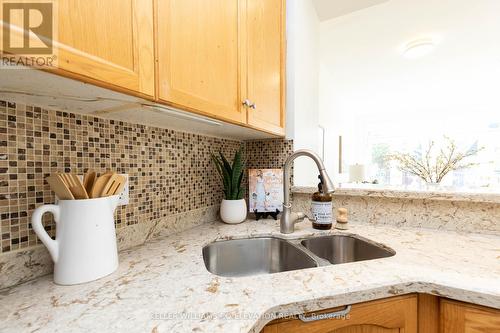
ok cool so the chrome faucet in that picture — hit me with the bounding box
[280,149,335,234]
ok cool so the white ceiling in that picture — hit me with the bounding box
[319,0,500,130]
[312,0,389,21]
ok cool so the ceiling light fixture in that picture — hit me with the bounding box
[403,38,435,59]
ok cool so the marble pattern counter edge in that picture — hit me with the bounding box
[0,219,499,333]
[0,204,219,290]
[292,186,500,204]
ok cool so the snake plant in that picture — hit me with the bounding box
[211,148,245,200]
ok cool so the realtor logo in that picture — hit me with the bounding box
[3,2,53,54]
[1,0,57,67]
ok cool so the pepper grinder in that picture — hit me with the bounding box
[335,208,348,230]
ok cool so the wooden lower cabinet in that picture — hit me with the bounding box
[262,295,417,333]
[417,294,440,333]
[440,299,500,333]
[262,295,500,333]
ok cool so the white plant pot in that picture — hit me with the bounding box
[220,199,247,224]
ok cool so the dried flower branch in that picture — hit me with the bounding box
[386,137,483,184]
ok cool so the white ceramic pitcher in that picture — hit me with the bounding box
[32,195,120,285]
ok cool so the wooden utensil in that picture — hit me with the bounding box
[60,173,89,199]
[100,174,126,197]
[83,169,96,196]
[46,174,75,200]
[90,172,114,198]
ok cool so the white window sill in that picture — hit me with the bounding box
[292,184,500,204]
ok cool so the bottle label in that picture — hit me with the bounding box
[311,201,332,224]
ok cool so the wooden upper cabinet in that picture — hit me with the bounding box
[0,0,154,96]
[2,0,285,135]
[440,299,500,333]
[55,0,155,96]
[156,0,285,135]
[156,0,246,124]
[263,295,417,333]
[245,0,285,135]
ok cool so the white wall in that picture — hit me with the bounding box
[318,0,500,179]
[286,0,322,187]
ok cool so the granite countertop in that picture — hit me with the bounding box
[292,184,500,203]
[1,219,499,333]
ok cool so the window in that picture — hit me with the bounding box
[317,0,500,191]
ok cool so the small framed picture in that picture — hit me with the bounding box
[248,168,283,213]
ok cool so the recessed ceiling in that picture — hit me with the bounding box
[312,0,390,21]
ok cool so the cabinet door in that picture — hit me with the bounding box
[1,0,155,96]
[245,0,285,135]
[57,0,154,96]
[440,299,500,333]
[263,295,417,333]
[156,0,246,124]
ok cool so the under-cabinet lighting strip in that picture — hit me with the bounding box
[141,104,223,126]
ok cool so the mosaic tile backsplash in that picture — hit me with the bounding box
[245,139,294,170]
[0,100,258,253]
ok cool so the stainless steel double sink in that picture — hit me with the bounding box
[202,234,395,277]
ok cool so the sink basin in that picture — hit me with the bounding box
[301,235,395,264]
[202,237,317,277]
[202,235,395,277]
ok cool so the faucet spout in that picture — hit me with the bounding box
[319,170,335,194]
[280,149,335,234]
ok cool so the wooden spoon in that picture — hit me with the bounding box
[83,169,96,196]
[46,174,74,200]
[90,172,114,198]
[60,173,89,199]
[100,174,126,197]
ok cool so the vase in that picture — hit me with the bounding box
[220,199,247,224]
[31,196,120,285]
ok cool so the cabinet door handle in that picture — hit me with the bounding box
[298,305,351,323]
[242,100,256,109]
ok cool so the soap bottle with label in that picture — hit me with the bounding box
[311,179,333,230]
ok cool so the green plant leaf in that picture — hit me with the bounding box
[219,151,233,198]
[210,153,223,180]
[230,149,243,200]
[236,163,244,199]
[219,151,232,175]
[211,152,230,198]
[213,148,246,200]
[222,173,230,198]
[218,161,231,199]
[236,188,242,200]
